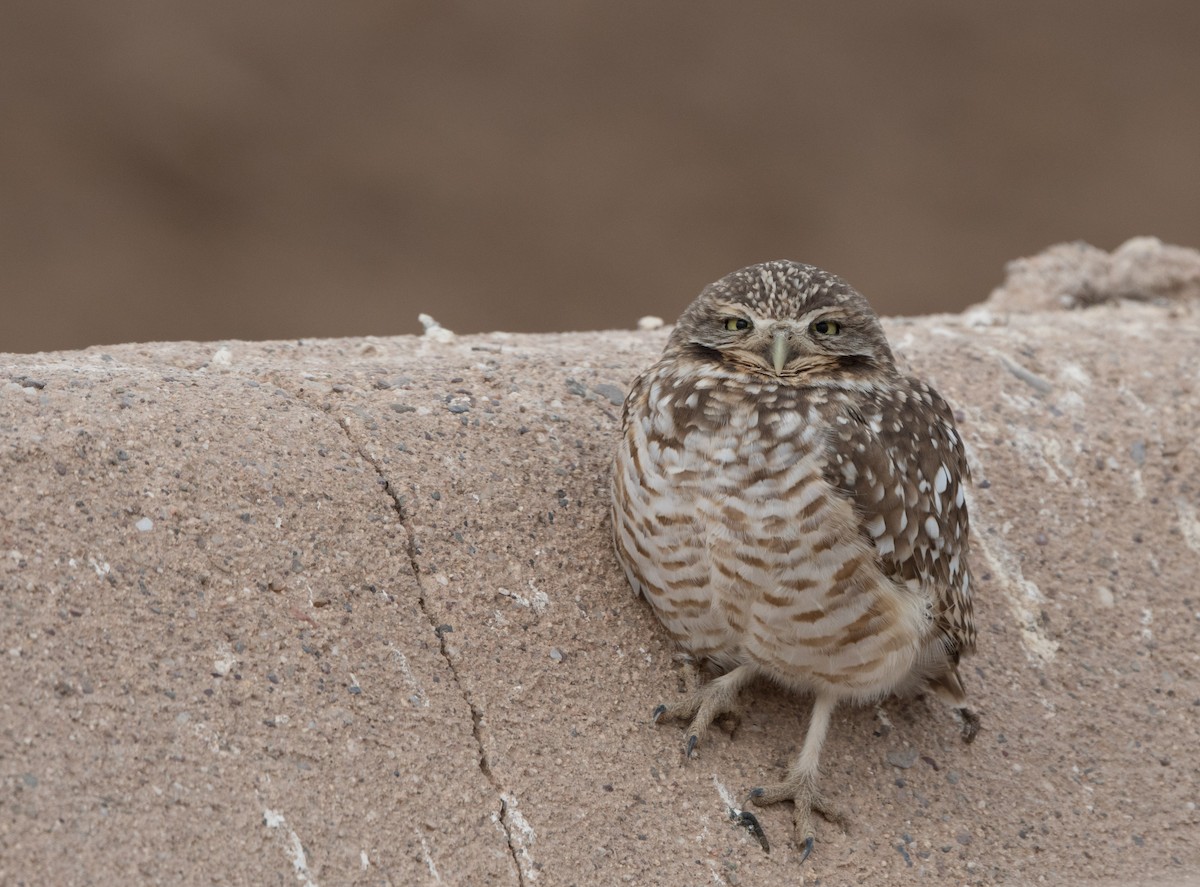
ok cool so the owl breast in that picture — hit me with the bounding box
[612,365,931,701]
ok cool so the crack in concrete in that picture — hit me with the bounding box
[330,416,527,886]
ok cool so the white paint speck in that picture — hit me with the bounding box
[416,832,441,881]
[497,583,549,615]
[973,533,1058,664]
[393,649,428,708]
[263,808,318,887]
[711,774,738,812]
[500,793,538,882]
[1177,500,1200,556]
[213,647,237,677]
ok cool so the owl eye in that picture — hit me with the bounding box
[811,319,841,336]
[724,317,751,332]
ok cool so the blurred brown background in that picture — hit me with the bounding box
[3,1,1199,353]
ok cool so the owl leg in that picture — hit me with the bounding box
[926,666,981,743]
[749,692,847,863]
[653,663,755,758]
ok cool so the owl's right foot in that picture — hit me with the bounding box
[652,663,755,758]
[750,772,847,864]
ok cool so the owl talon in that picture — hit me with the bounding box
[957,706,980,743]
[685,734,699,758]
[652,704,667,723]
[798,836,815,865]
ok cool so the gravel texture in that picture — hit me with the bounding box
[2,244,1199,885]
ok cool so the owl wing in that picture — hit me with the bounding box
[822,378,976,658]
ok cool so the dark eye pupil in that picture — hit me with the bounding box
[736,319,748,330]
[817,322,828,333]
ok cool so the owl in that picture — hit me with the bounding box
[611,261,978,861]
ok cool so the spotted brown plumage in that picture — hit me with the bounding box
[611,260,979,860]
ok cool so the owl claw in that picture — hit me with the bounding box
[956,706,981,743]
[652,703,667,723]
[798,836,815,865]
[685,734,698,758]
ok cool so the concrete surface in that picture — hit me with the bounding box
[2,244,1199,885]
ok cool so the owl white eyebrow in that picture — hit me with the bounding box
[797,307,847,326]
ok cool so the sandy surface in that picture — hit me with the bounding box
[2,248,1199,884]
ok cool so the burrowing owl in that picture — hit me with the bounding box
[611,261,978,860]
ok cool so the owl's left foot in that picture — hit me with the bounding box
[652,663,755,758]
[749,772,847,863]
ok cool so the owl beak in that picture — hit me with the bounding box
[771,329,790,373]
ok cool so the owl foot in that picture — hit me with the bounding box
[749,773,847,863]
[652,663,755,758]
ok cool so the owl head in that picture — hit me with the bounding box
[666,261,897,386]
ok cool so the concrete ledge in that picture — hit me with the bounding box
[3,244,1199,885]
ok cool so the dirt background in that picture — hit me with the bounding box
[4,1,1200,353]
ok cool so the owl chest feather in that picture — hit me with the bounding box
[613,369,929,698]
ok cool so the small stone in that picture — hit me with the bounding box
[637,316,664,330]
[418,314,456,343]
[549,647,564,663]
[592,383,626,406]
[887,748,919,769]
[135,517,154,532]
